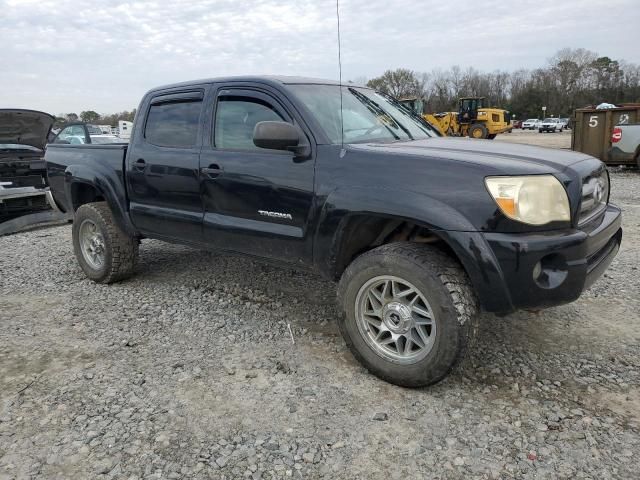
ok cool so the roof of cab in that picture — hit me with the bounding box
[147,75,362,94]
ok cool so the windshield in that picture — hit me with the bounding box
[543,118,556,122]
[290,85,438,144]
[0,143,42,151]
[525,119,538,122]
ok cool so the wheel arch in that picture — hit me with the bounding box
[64,164,137,236]
[313,187,513,312]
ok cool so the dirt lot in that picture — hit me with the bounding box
[496,129,572,149]
[1,133,639,480]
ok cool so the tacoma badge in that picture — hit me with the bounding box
[258,210,292,220]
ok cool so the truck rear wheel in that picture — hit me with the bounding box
[337,242,478,387]
[468,124,488,139]
[72,202,138,283]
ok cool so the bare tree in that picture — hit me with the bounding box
[367,69,423,98]
[364,48,639,119]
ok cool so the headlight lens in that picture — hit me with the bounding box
[485,175,570,225]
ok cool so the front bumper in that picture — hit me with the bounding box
[479,204,622,312]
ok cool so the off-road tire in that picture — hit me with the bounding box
[73,202,138,283]
[337,242,478,388]
[468,123,488,139]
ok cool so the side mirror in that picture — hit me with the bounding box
[253,121,299,151]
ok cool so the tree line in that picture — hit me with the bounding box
[364,48,640,119]
[53,110,136,129]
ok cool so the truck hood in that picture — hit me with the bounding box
[0,109,55,151]
[351,137,593,173]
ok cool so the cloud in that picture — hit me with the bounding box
[0,0,638,114]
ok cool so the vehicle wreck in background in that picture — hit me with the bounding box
[0,109,64,232]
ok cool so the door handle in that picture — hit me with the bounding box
[133,158,146,171]
[201,164,223,178]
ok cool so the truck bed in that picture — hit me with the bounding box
[46,144,128,213]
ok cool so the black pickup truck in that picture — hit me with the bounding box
[46,76,622,387]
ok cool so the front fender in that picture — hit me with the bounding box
[64,164,137,236]
[313,186,513,312]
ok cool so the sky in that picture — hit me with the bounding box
[1,0,639,115]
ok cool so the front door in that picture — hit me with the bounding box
[126,89,205,242]
[199,87,315,264]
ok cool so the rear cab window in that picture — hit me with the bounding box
[144,91,204,148]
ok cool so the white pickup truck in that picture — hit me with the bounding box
[609,124,640,166]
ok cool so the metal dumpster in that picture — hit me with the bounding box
[572,105,640,164]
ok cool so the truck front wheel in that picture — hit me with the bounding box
[72,202,138,283]
[337,243,478,387]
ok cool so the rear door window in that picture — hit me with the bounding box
[145,100,202,148]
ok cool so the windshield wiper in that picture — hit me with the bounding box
[348,88,408,140]
[382,93,440,136]
[349,88,414,140]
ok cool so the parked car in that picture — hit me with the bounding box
[0,109,59,224]
[539,118,564,133]
[522,119,540,130]
[609,124,640,166]
[45,76,622,388]
[512,120,523,129]
[559,118,570,129]
[51,122,125,144]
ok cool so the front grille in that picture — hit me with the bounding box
[579,170,609,224]
[0,174,46,188]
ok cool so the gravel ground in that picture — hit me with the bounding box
[1,143,639,479]
[496,129,572,149]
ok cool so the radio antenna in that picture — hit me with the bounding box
[336,0,344,149]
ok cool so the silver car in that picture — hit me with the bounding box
[522,118,540,130]
[539,118,563,133]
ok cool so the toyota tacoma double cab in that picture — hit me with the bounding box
[45,76,622,387]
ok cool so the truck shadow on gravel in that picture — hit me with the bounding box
[131,239,638,406]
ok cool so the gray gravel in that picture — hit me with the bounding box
[1,170,639,479]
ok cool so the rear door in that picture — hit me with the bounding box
[199,86,316,264]
[126,89,206,241]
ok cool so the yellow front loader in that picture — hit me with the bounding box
[399,97,512,139]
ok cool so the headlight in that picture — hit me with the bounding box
[485,175,570,225]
